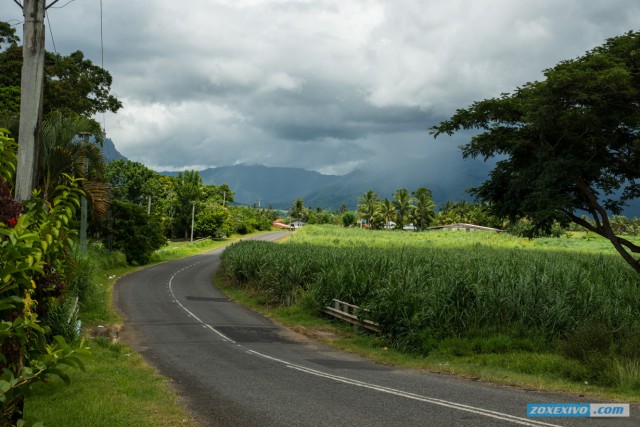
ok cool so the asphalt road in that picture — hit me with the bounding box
[115,232,638,426]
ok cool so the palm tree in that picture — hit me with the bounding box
[412,187,436,231]
[357,190,381,229]
[392,188,413,229]
[39,111,109,221]
[289,198,305,225]
[382,198,395,229]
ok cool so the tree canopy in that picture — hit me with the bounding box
[0,24,122,118]
[430,31,640,273]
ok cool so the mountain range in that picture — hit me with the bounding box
[102,138,640,215]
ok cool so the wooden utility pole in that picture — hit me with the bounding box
[14,0,46,201]
[190,202,195,242]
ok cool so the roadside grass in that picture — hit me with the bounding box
[24,232,272,426]
[218,225,640,402]
[24,340,191,427]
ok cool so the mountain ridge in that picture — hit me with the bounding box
[105,139,640,216]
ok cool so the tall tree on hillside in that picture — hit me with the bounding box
[431,31,640,273]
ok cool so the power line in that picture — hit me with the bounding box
[47,0,76,10]
[100,0,106,135]
[100,0,104,68]
[45,10,57,54]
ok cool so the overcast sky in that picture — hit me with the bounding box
[2,0,639,174]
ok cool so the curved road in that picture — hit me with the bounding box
[115,232,636,426]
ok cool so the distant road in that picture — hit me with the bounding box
[115,232,637,426]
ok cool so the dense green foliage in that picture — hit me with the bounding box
[108,200,167,265]
[0,44,122,118]
[105,159,158,206]
[104,162,273,259]
[355,187,436,230]
[0,130,90,424]
[221,225,640,387]
[435,200,501,228]
[431,31,640,273]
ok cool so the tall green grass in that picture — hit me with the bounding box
[220,225,640,386]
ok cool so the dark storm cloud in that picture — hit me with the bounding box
[1,0,639,173]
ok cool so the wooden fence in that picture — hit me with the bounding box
[322,299,380,333]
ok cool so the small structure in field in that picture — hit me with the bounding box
[427,223,502,232]
[272,219,293,229]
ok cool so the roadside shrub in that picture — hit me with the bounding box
[559,321,613,362]
[46,296,81,344]
[0,135,89,425]
[341,211,356,227]
[107,200,167,265]
[195,204,232,238]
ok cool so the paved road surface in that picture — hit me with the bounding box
[115,232,637,426]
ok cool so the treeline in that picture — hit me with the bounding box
[289,189,640,239]
[102,159,277,264]
[289,188,501,231]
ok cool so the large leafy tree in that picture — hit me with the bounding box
[108,200,167,265]
[0,22,19,48]
[105,159,158,206]
[0,24,122,118]
[174,170,203,238]
[431,31,640,273]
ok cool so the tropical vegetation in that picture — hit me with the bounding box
[0,129,90,425]
[431,30,640,273]
[353,187,436,230]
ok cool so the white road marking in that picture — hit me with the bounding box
[167,260,563,427]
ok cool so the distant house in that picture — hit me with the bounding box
[384,221,396,230]
[290,220,306,228]
[403,223,416,231]
[272,220,293,230]
[427,223,502,232]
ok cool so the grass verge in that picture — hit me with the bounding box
[24,232,270,427]
[24,340,192,427]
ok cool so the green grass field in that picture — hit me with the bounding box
[220,225,640,398]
